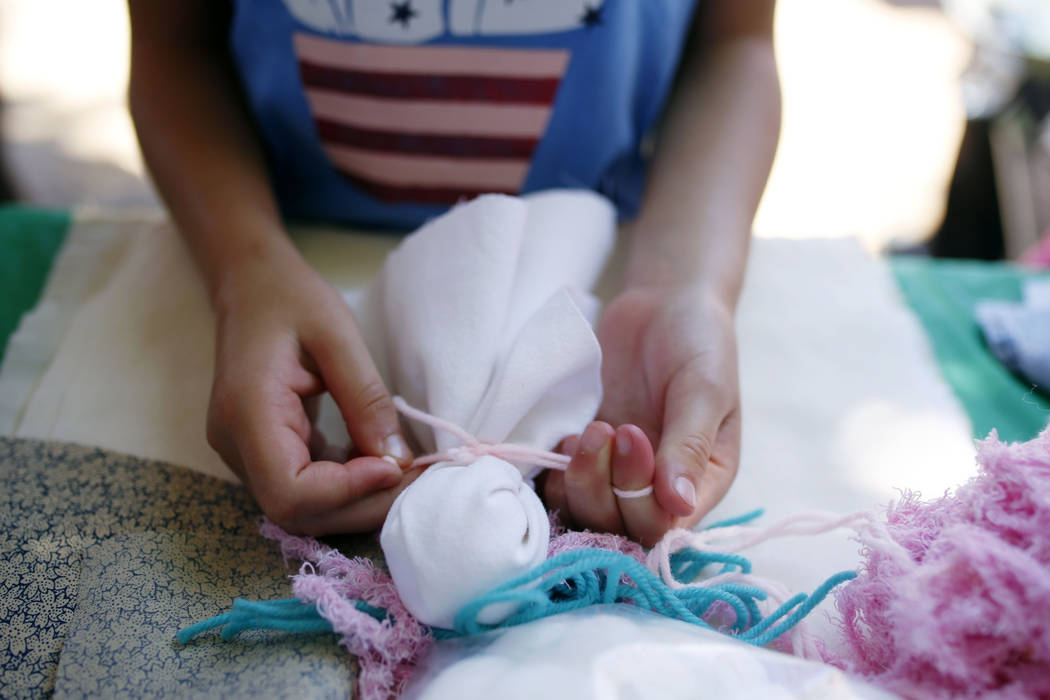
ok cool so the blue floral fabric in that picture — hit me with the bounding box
[0,438,378,697]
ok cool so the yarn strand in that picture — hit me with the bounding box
[393,395,572,472]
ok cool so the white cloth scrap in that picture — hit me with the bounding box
[349,191,616,628]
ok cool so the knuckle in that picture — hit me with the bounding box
[205,392,235,453]
[206,377,247,425]
[632,518,674,549]
[258,494,306,533]
[676,432,715,467]
[204,408,222,448]
[207,378,237,424]
[352,380,393,423]
[564,459,600,489]
[205,421,224,454]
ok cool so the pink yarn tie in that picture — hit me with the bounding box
[392,396,652,498]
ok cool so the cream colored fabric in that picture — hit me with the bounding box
[0,208,977,642]
[0,211,398,482]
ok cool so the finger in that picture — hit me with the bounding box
[301,395,349,461]
[653,371,730,520]
[539,433,579,526]
[540,470,569,526]
[252,451,404,533]
[537,433,578,526]
[693,407,742,520]
[304,322,413,469]
[565,421,622,534]
[233,383,402,532]
[612,424,670,547]
[207,364,314,482]
[289,461,423,535]
[307,426,328,460]
[558,434,582,458]
[308,428,350,463]
[302,395,321,425]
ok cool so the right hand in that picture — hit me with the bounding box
[206,247,419,535]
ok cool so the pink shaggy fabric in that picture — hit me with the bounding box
[548,517,646,562]
[260,514,646,699]
[260,520,431,699]
[828,426,1050,699]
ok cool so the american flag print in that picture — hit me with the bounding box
[293,33,571,204]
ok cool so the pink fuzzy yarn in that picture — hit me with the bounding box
[260,520,433,699]
[547,517,646,562]
[828,425,1050,699]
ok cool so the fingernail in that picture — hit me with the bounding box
[381,455,399,466]
[581,424,609,454]
[382,434,410,462]
[674,476,697,510]
[615,430,631,457]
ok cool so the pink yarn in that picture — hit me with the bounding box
[393,396,571,472]
[548,516,646,562]
[393,396,654,499]
[827,425,1050,699]
[261,521,433,699]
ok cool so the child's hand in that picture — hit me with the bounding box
[206,250,418,536]
[543,285,741,546]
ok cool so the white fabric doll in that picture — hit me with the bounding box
[344,190,616,628]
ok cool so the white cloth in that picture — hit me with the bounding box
[352,191,615,628]
[348,191,613,464]
[405,606,896,700]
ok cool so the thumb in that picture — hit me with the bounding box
[304,322,413,468]
[653,376,729,519]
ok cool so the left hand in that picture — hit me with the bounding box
[542,284,742,546]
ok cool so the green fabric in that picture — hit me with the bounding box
[892,257,1050,444]
[0,204,70,364]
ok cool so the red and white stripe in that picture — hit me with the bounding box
[293,33,570,204]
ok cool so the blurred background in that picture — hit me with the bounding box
[0,0,1048,257]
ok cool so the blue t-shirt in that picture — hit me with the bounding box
[229,0,699,230]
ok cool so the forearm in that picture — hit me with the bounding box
[626,20,780,309]
[128,3,298,304]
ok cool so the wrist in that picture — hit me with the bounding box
[210,233,306,317]
[622,223,748,311]
[621,274,740,316]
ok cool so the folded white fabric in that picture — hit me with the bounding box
[348,191,616,629]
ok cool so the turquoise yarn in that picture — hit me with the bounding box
[450,548,855,638]
[177,598,339,643]
[178,509,856,649]
[704,508,766,530]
